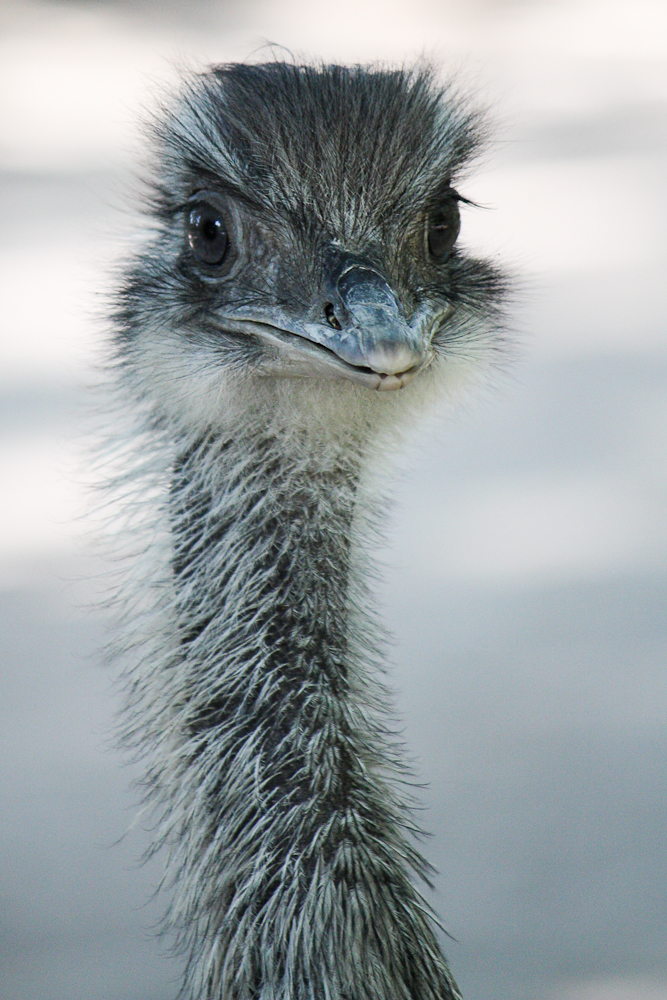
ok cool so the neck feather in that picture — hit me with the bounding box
[115,396,461,1000]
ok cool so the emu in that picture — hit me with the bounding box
[107,61,508,1000]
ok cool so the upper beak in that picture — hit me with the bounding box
[316,265,427,376]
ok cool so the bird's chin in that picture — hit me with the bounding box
[217,319,431,392]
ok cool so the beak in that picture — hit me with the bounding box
[317,265,427,376]
[217,262,447,390]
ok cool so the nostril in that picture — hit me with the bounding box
[324,303,342,331]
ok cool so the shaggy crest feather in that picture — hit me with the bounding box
[103,60,510,1000]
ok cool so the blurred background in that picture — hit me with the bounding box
[1,1,666,998]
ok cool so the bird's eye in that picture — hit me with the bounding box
[187,202,229,266]
[426,202,461,262]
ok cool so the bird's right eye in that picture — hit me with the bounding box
[187,202,229,266]
[426,200,460,263]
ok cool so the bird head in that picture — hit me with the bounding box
[115,62,508,435]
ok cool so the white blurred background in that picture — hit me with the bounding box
[1,1,666,998]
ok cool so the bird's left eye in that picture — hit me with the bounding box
[426,201,461,262]
[187,202,229,265]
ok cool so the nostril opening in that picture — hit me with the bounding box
[324,303,342,331]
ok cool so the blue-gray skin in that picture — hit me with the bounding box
[109,61,509,1000]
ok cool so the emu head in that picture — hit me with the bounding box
[115,62,506,438]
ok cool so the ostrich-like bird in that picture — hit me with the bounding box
[108,62,507,1000]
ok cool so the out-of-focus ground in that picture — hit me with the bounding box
[1,1,666,998]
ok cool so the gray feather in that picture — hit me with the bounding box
[103,60,510,1000]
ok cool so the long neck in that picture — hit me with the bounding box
[152,428,460,1000]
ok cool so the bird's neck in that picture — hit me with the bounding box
[170,430,362,735]
[150,421,459,1000]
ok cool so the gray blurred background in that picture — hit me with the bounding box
[1,1,666,998]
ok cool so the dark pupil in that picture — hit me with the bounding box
[427,205,460,261]
[188,204,228,265]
